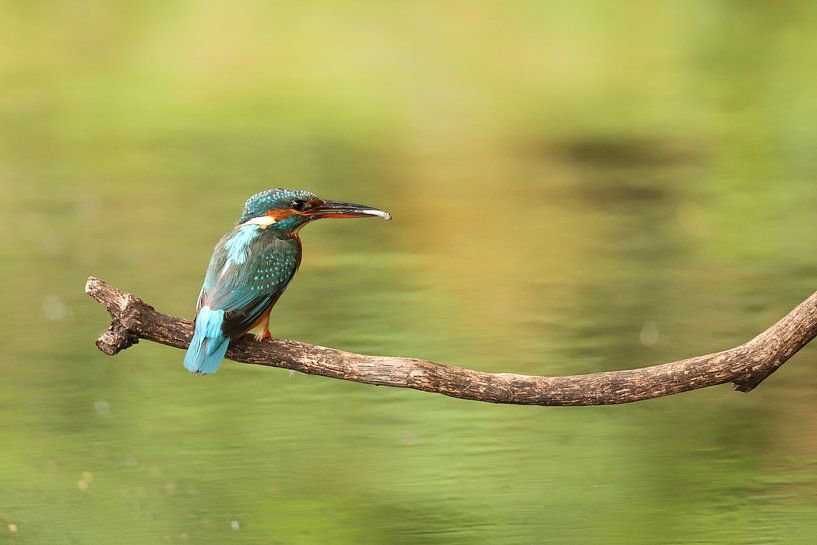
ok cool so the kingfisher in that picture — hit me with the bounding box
[183,188,391,375]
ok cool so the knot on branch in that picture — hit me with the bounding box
[96,319,140,355]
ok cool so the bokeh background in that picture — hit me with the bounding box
[2,1,817,544]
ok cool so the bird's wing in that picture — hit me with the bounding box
[197,230,301,338]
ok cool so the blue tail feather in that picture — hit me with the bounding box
[184,306,230,375]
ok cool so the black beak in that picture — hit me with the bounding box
[304,200,391,221]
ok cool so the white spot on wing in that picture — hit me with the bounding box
[219,262,232,280]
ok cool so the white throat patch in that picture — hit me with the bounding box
[241,216,277,228]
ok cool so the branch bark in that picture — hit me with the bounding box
[85,276,817,405]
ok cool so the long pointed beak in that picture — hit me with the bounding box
[305,200,391,221]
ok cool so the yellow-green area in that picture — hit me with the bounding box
[1,1,817,544]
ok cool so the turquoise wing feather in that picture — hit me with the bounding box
[184,226,301,374]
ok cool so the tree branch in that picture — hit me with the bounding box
[85,276,817,405]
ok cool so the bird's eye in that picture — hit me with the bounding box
[290,199,307,211]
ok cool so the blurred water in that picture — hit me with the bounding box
[2,2,817,544]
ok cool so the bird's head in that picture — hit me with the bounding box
[237,188,391,233]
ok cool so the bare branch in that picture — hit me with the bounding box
[84,276,817,405]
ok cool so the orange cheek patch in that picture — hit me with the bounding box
[266,209,297,221]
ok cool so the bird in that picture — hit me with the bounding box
[183,188,391,375]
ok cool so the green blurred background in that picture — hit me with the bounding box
[2,1,817,543]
